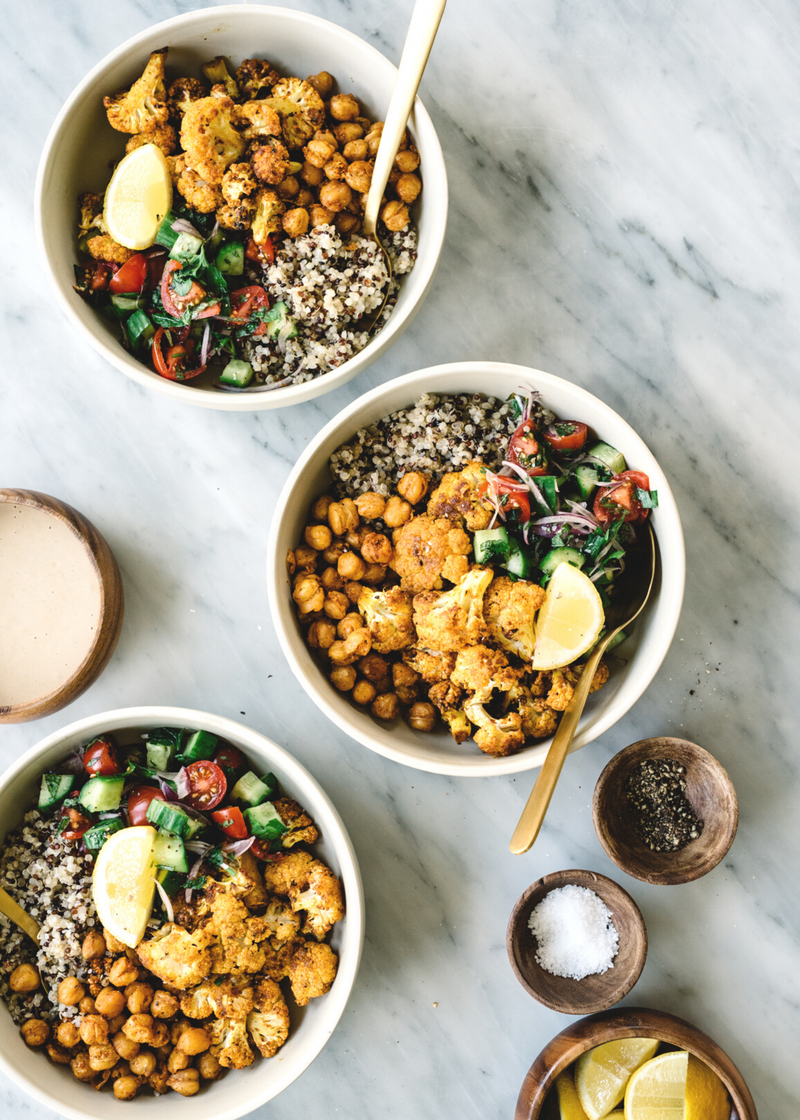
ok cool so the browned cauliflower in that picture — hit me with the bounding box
[78,192,103,236]
[180,95,246,185]
[274,796,319,848]
[251,187,285,245]
[202,56,239,100]
[412,568,493,652]
[262,77,324,147]
[451,644,520,695]
[165,153,187,185]
[261,851,344,941]
[463,701,524,756]
[357,586,415,653]
[221,161,258,203]
[235,101,282,141]
[403,647,456,684]
[103,48,169,134]
[285,940,338,1007]
[483,575,546,663]
[136,922,214,988]
[250,137,291,184]
[209,1016,254,1069]
[440,708,472,744]
[236,58,280,100]
[180,975,254,1020]
[125,125,177,156]
[247,977,290,1058]
[545,661,610,710]
[168,76,207,119]
[390,514,472,594]
[217,197,256,231]
[85,234,134,264]
[177,166,223,213]
[426,461,493,530]
[262,898,302,942]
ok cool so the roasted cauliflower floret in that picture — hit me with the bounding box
[217,197,256,230]
[125,125,177,156]
[180,95,246,185]
[250,137,291,184]
[251,187,285,244]
[168,76,207,118]
[262,898,303,942]
[357,586,415,653]
[451,644,520,697]
[390,514,472,594]
[403,647,456,684]
[506,682,559,739]
[412,568,493,653]
[86,234,134,264]
[236,58,280,100]
[263,78,325,147]
[483,575,546,663]
[201,56,239,100]
[103,48,169,133]
[274,796,319,848]
[247,978,290,1058]
[545,661,610,711]
[235,101,282,141]
[440,707,472,744]
[180,975,254,1020]
[261,851,344,941]
[209,1016,255,1069]
[136,923,214,988]
[427,461,493,530]
[177,166,223,212]
[221,161,258,203]
[78,192,103,236]
[463,700,525,756]
[285,941,338,1007]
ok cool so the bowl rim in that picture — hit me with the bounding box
[266,360,687,776]
[0,705,365,1120]
[514,1006,759,1120]
[33,3,448,411]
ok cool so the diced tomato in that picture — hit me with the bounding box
[542,421,589,453]
[60,804,93,840]
[211,806,248,840]
[593,470,652,525]
[246,235,274,265]
[109,253,149,294]
[89,262,112,291]
[160,259,212,318]
[151,327,206,381]
[213,744,246,773]
[480,477,531,523]
[249,839,282,861]
[83,737,121,777]
[228,285,270,323]
[183,761,227,811]
[127,785,163,827]
[507,421,549,476]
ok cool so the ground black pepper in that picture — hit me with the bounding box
[625,758,704,851]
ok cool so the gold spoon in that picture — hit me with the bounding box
[0,886,40,943]
[509,525,657,855]
[361,0,447,326]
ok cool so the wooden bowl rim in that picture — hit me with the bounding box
[0,489,124,723]
[592,736,739,885]
[506,869,647,1015]
[515,1006,758,1120]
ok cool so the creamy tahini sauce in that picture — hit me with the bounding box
[0,503,101,707]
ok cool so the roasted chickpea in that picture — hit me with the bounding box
[301,160,325,186]
[396,172,422,204]
[168,1047,191,1072]
[383,495,413,527]
[89,1043,118,1071]
[395,146,420,172]
[103,929,127,954]
[329,665,357,691]
[20,1018,49,1047]
[10,963,40,993]
[168,1068,200,1096]
[57,976,85,1005]
[344,160,373,193]
[306,70,334,97]
[81,930,107,960]
[150,1021,170,1047]
[408,701,437,731]
[149,1067,170,1094]
[372,692,401,720]
[381,199,410,231]
[123,1014,156,1044]
[309,202,335,227]
[150,990,179,1019]
[354,491,386,520]
[323,152,348,181]
[343,629,372,659]
[352,679,377,706]
[108,1012,127,1033]
[197,1051,223,1080]
[334,211,361,236]
[319,179,352,212]
[79,996,97,1015]
[46,1042,71,1065]
[320,565,344,592]
[360,532,392,565]
[330,93,360,121]
[178,1027,211,1055]
[338,612,364,638]
[328,498,359,536]
[108,957,139,987]
[80,1015,109,1046]
[293,574,325,615]
[344,580,364,604]
[71,1051,94,1081]
[365,123,384,156]
[126,982,154,1014]
[114,1075,141,1101]
[95,987,125,1018]
[129,1050,157,1077]
[343,138,369,161]
[337,551,366,581]
[361,562,388,585]
[277,175,300,199]
[283,207,310,238]
[397,471,429,504]
[286,548,297,576]
[296,187,315,209]
[322,539,348,565]
[307,619,338,650]
[323,590,349,620]
[393,662,420,688]
[113,1030,140,1060]
[333,121,363,145]
[294,543,318,571]
[56,1020,81,1048]
[359,652,391,682]
[305,523,333,551]
[304,139,335,168]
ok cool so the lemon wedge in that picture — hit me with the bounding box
[555,1070,591,1118]
[575,1038,660,1119]
[531,562,605,671]
[92,825,157,947]
[103,143,172,250]
[685,1054,730,1120]
[623,1050,687,1120]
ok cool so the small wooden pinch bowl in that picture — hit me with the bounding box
[0,489,124,723]
[506,869,647,1015]
[515,1006,758,1119]
[592,737,738,885]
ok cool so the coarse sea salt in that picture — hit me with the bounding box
[528,885,619,980]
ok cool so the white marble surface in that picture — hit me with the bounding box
[1,0,798,1116]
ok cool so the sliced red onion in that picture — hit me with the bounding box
[171,218,202,238]
[176,767,190,800]
[223,836,256,857]
[158,778,179,802]
[186,840,212,855]
[199,322,211,366]
[153,876,174,923]
[61,750,87,775]
[501,460,550,511]
[185,854,205,904]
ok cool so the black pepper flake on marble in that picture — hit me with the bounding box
[625,758,704,852]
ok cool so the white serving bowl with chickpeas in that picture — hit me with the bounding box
[35,5,447,410]
[267,362,686,777]
[0,707,364,1120]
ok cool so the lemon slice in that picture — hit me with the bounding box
[685,1054,729,1120]
[575,1038,660,1119]
[531,562,605,671]
[623,1050,688,1120]
[92,825,157,948]
[555,1070,590,1118]
[103,143,172,250]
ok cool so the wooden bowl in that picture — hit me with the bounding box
[515,1006,758,1119]
[506,869,647,1015]
[0,490,124,723]
[592,737,738,885]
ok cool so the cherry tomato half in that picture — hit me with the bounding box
[480,477,531,523]
[211,806,248,840]
[249,839,282,861]
[507,421,549,476]
[60,804,94,840]
[151,327,206,381]
[229,285,270,322]
[183,761,227,811]
[213,744,246,773]
[542,421,589,454]
[109,253,149,295]
[593,470,652,526]
[83,736,121,776]
[160,259,213,318]
[128,785,163,827]
[246,235,274,265]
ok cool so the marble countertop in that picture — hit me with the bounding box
[2,0,798,1116]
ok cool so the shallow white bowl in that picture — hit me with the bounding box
[0,707,364,1120]
[35,5,447,410]
[267,362,686,777]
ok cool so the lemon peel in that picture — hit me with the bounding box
[92,825,157,948]
[103,143,172,250]
[575,1037,660,1119]
[531,562,605,671]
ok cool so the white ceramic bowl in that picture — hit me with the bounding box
[35,5,447,410]
[267,362,686,777]
[0,707,364,1120]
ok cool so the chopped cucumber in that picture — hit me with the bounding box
[605,628,628,652]
[260,772,277,798]
[154,214,180,251]
[169,231,204,261]
[263,301,297,340]
[244,801,288,840]
[146,728,182,772]
[155,867,187,896]
[588,441,626,474]
[83,818,124,852]
[473,526,510,564]
[126,309,155,350]
[573,464,602,500]
[145,799,194,838]
[231,771,272,807]
[182,730,218,762]
[216,241,245,276]
[532,475,559,514]
[38,773,75,813]
[504,540,537,580]
[79,775,125,813]
[152,831,188,873]
[539,547,585,578]
[219,358,253,388]
[110,293,146,312]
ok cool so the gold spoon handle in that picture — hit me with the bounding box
[362,0,447,237]
[0,885,40,943]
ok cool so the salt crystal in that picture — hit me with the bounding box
[528,885,619,980]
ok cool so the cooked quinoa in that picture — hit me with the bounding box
[330,392,554,498]
[0,810,96,1024]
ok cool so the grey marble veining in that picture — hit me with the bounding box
[1,0,799,1116]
